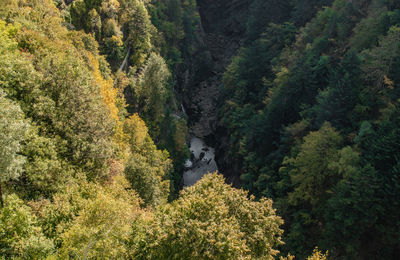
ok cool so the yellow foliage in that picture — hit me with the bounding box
[1,0,63,38]
[87,53,133,158]
[110,34,123,46]
[307,248,328,260]
[88,53,119,120]
[123,113,149,151]
[130,173,283,259]
[53,175,142,259]
[384,75,394,89]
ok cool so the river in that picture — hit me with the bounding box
[183,137,218,186]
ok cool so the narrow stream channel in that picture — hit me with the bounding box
[183,137,218,186]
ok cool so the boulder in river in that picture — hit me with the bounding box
[199,152,205,161]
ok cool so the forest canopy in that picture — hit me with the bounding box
[1,0,400,259]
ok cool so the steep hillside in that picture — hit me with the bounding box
[211,0,400,257]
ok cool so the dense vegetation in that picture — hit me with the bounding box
[0,0,399,259]
[220,0,400,258]
[0,0,288,259]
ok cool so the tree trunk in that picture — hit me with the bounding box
[119,46,131,72]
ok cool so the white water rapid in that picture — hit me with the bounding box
[183,137,218,186]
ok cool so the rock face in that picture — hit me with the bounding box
[197,0,251,32]
[182,0,251,138]
[179,0,252,186]
[197,0,252,68]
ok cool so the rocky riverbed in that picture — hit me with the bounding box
[183,137,218,186]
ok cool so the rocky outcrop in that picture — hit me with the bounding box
[197,0,252,68]
[182,0,251,138]
[197,0,252,36]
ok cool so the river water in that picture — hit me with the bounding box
[183,137,218,186]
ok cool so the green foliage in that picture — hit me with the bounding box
[126,51,189,197]
[138,0,195,172]
[0,0,187,258]
[323,148,380,258]
[218,0,400,257]
[120,0,154,66]
[0,90,29,184]
[36,44,116,179]
[308,51,362,131]
[130,173,284,259]
[0,194,54,258]
[279,123,343,256]
[148,0,196,71]
[57,176,141,259]
[246,0,292,41]
[68,0,190,195]
[351,8,400,51]
[0,1,118,184]
[129,52,171,134]
[3,0,400,258]
[18,127,73,199]
[70,0,155,70]
[0,23,31,197]
[361,26,400,95]
[35,176,99,247]
[288,123,343,206]
[291,0,334,26]
[27,174,142,259]
[123,114,171,207]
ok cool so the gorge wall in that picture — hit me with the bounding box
[181,0,252,185]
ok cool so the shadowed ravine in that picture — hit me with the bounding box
[180,0,250,186]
